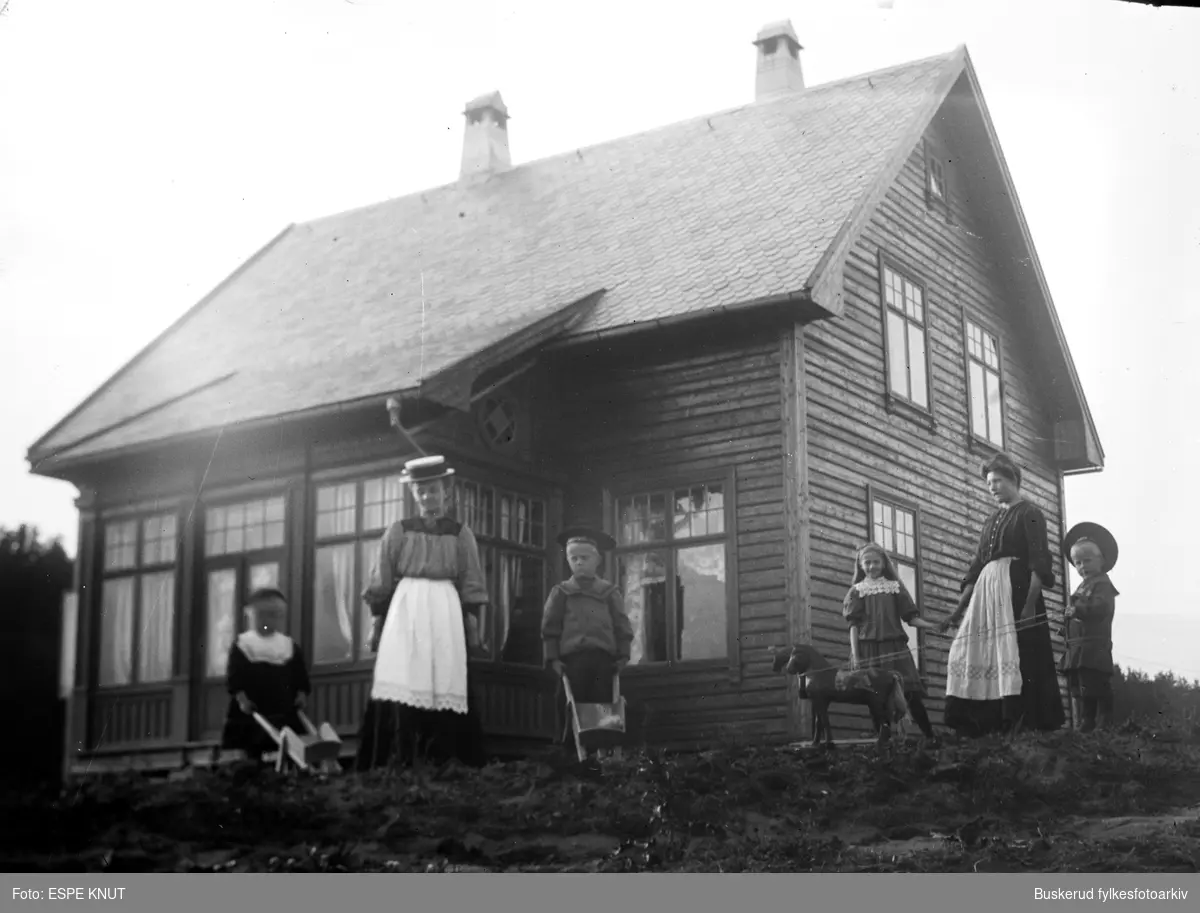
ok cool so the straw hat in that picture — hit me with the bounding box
[398,455,455,484]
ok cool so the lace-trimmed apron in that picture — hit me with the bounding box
[945,557,1023,701]
[370,577,469,715]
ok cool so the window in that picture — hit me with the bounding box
[868,490,924,670]
[455,477,547,665]
[965,318,1005,448]
[311,475,407,666]
[924,140,950,212]
[203,495,286,678]
[98,512,178,687]
[613,478,732,667]
[879,258,931,411]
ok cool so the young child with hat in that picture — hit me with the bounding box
[1058,522,1120,733]
[541,526,634,761]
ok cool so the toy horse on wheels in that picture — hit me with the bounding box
[770,644,909,748]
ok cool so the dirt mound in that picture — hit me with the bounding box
[3,730,1199,872]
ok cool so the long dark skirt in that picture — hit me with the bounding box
[353,701,485,770]
[945,611,1066,737]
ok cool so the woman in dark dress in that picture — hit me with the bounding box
[939,453,1065,737]
[221,588,312,761]
[353,455,490,771]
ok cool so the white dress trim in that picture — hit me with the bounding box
[854,578,902,597]
[370,577,469,715]
[235,631,295,666]
[945,557,1023,701]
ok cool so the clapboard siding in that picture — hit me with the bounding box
[546,323,790,744]
[804,117,1069,735]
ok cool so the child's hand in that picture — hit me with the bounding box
[615,658,628,671]
[237,693,256,715]
[1064,605,1076,619]
[294,693,307,710]
[550,659,566,677]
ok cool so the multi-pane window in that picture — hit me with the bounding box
[870,493,923,670]
[98,513,178,687]
[203,496,286,678]
[881,262,930,410]
[455,478,547,665]
[311,475,407,665]
[613,480,730,666]
[966,319,1005,448]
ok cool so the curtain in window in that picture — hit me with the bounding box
[206,569,237,678]
[313,544,355,664]
[98,578,135,686]
[496,552,515,657]
[138,572,175,683]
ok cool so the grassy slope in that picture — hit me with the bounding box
[3,728,1200,873]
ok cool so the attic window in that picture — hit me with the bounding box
[924,140,951,214]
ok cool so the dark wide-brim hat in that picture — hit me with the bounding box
[1062,521,1118,572]
[557,525,616,552]
[399,455,455,484]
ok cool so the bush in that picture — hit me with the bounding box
[1111,664,1200,734]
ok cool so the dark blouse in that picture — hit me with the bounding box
[1059,573,1117,674]
[225,637,311,713]
[362,516,490,618]
[843,578,919,642]
[962,499,1056,601]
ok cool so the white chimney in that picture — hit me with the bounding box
[460,91,512,180]
[753,20,805,101]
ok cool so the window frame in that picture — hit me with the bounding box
[877,251,937,426]
[923,138,952,217]
[199,492,290,682]
[961,311,1008,453]
[308,472,410,669]
[605,467,740,677]
[865,485,926,674]
[454,473,550,667]
[96,509,182,689]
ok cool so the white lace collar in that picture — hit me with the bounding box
[235,630,295,665]
[854,577,901,597]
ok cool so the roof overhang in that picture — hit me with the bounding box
[28,289,604,482]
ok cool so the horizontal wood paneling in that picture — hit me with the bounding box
[804,118,1070,735]
[546,325,790,745]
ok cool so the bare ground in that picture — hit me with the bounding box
[3,725,1200,873]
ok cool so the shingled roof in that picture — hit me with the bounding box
[30,45,1027,472]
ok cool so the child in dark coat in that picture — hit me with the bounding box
[221,588,312,762]
[541,527,634,760]
[1058,523,1119,733]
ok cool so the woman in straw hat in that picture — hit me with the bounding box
[1058,521,1120,733]
[939,453,1065,737]
[353,455,490,770]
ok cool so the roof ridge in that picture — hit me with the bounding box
[298,46,964,231]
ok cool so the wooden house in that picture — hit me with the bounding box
[29,22,1103,776]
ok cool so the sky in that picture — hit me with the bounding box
[2,0,1198,680]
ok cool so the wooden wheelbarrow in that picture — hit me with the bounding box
[561,673,627,762]
[253,711,343,773]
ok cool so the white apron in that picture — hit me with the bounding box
[945,557,1023,701]
[370,578,469,715]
